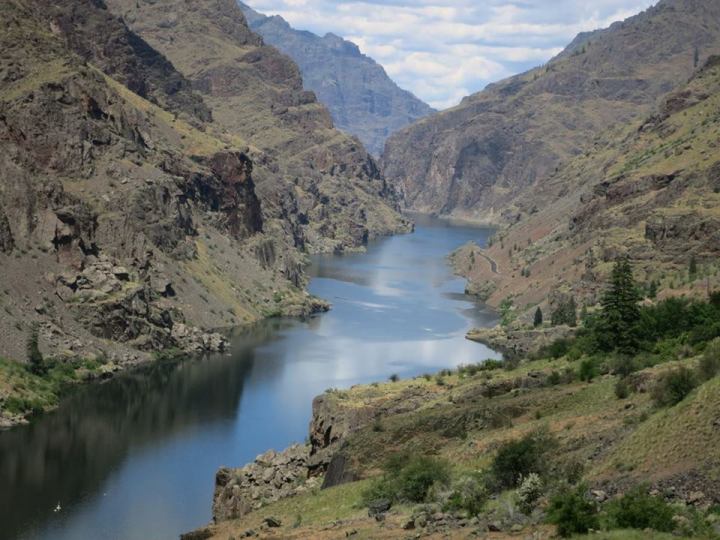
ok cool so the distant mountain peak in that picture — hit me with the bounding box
[238,1,434,156]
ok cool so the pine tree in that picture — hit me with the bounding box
[599,257,641,353]
[568,297,578,327]
[648,280,658,299]
[551,297,577,327]
[689,255,698,278]
[26,323,46,376]
[534,307,543,328]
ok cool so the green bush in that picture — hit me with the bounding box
[444,472,488,517]
[614,378,630,399]
[517,472,544,513]
[578,358,598,382]
[604,486,674,532]
[546,485,599,537]
[480,359,504,371]
[489,428,557,491]
[362,454,451,505]
[607,354,639,377]
[651,367,697,407]
[698,338,720,381]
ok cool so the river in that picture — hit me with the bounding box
[0,215,499,540]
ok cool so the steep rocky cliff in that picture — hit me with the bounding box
[105,0,411,253]
[0,0,407,380]
[456,55,720,321]
[238,1,435,156]
[382,0,720,223]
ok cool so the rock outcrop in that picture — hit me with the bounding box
[213,445,319,522]
[466,326,577,361]
[238,2,434,156]
[382,0,720,223]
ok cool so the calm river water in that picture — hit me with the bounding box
[0,215,499,540]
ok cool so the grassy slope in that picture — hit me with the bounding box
[204,353,718,539]
[0,357,106,426]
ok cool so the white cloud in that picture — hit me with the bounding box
[245,0,657,109]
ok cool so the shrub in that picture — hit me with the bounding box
[651,367,697,407]
[517,473,544,513]
[489,428,557,490]
[604,486,674,532]
[389,373,400,382]
[546,485,599,537]
[503,356,521,371]
[607,354,639,377]
[445,472,488,517]
[363,455,451,505]
[614,378,630,399]
[538,338,571,359]
[698,338,720,381]
[480,359,504,371]
[578,358,598,382]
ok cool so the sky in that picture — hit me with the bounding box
[244,0,657,110]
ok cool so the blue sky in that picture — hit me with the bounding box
[244,0,656,109]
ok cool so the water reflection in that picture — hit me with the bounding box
[0,217,499,540]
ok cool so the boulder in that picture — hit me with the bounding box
[367,499,391,518]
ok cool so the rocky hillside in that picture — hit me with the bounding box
[189,338,720,539]
[238,1,435,156]
[0,0,408,422]
[106,0,410,252]
[382,0,720,223]
[455,54,720,322]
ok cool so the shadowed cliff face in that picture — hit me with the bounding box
[382,0,720,224]
[238,1,435,157]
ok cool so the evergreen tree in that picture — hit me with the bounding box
[566,297,578,327]
[598,257,641,353]
[551,297,577,327]
[26,323,46,376]
[534,307,543,328]
[694,46,700,68]
[648,280,658,299]
[689,255,698,277]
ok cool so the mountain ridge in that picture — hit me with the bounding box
[238,1,435,156]
[382,0,720,223]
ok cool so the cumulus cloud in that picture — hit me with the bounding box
[245,0,656,109]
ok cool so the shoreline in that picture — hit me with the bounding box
[0,298,330,430]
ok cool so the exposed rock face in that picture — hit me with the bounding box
[34,0,212,124]
[105,0,412,254]
[2,0,389,367]
[212,445,320,522]
[466,326,577,360]
[382,0,720,222]
[238,2,434,156]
